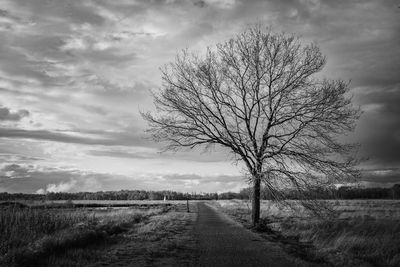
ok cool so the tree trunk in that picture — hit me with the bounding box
[252,176,261,226]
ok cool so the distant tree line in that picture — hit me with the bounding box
[0,190,218,201]
[1,185,400,201]
[221,184,400,200]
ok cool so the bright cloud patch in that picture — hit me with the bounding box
[36,177,101,194]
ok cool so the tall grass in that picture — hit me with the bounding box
[280,216,400,267]
[213,200,400,267]
[0,206,93,254]
[0,206,96,266]
[0,203,162,266]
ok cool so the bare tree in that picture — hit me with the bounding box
[142,25,360,226]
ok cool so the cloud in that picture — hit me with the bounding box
[0,0,399,192]
[194,0,206,8]
[354,84,400,168]
[0,163,111,193]
[37,177,101,193]
[11,0,106,26]
[0,153,42,162]
[0,127,148,147]
[0,161,246,193]
[361,168,400,184]
[0,106,29,121]
[0,128,108,145]
[37,180,77,193]
[88,146,231,162]
[88,149,155,159]
[0,163,35,180]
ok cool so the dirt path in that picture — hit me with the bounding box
[195,202,314,267]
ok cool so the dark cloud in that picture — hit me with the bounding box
[0,8,22,23]
[0,163,34,180]
[12,0,106,26]
[355,84,400,168]
[0,106,29,121]
[80,104,109,115]
[0,127,148,147]
[0,153,42,162]
[0,128,107,145]
[0,35,64,86]
[194,0,206,8]
[361,168,400,184]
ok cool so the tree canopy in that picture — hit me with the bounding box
[143,25,360,224]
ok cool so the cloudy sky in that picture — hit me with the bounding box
[0,0,399,194]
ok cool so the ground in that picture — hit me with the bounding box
[2,199,399,266]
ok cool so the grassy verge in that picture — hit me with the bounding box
[91,202,198,266]
[0,203,168,266]
[280,216,400,267]
[211,200,400,267]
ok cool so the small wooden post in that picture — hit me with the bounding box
[186,199,190,213]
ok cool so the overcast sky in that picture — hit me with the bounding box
[0,0,399,194]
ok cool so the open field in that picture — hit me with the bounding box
[215,199,400,219]
[0,200,197,267]
[212,200,400,267]
[0,199,188,209]
[3,199,400,266]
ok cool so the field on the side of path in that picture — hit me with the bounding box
[214,199,400,267]
[0,200,196,267]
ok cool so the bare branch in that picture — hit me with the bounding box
[142,24,360,224]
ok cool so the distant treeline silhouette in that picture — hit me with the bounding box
[0,190,217,201]
[1,185,400,201]
[224,184,400,200]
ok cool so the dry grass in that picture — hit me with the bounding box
[216,199,400,220]
[9,199,187,207]
[95,202,198,266]
[0,203,168,266]
[212,200,400,267]
[280,216,400,267]
[0,206,94,261]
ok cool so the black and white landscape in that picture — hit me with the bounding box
[1,1,400,266]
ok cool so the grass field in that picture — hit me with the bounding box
[3,199,399,266]
[213,199,400,267]
[0,200,196,267]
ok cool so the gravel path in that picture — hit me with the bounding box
[195,202,312,267]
